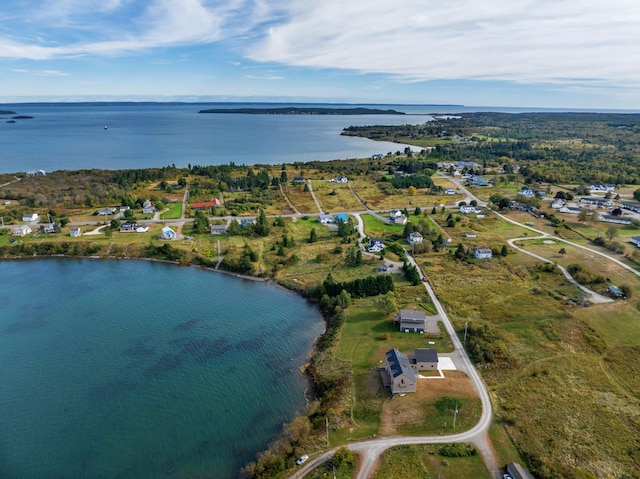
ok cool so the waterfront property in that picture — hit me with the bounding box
[12,225,32,237]
[384,349,417,394]
[160,226,176,240]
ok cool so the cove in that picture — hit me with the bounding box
[0,258,324,479]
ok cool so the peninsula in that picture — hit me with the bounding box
[198,106,405,115]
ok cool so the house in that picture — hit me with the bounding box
[599,214,631,225]
[444,188,456,195]
[119,205,130,213]
[209,224,227,235]
[70,228,81,237]
[395,309,427,333]
[460,205,478,214]
[518,189,535,197]
[96,207,116,216]
[407,232,423,244]
[589,184,615,191]
[368,238,385,253]
[393,214,408,225]
[389,209,403,220]
[160,226,176,240]
[559,205,582,214]
[12,225,32,236]
[630,236,640,247]
[335,213,348,223]
[474,247,492,259]
[193,199,221,209]
[26,169,46,177]
[385,349,417,394]
[579,197,614,208]
[142,200,155,214]
[293,176,304,183]
[121,223,149,233]
[506,462,533,479]
[620,202,640,213]
[240,218,257,227]
[42,223,56,234]
[411,348,439,370]
[336,176,348,183]
[318,214,334,224]
[465,233,477,238]
[371,154,383,160]
[551,198,565,209]
[134,225,149,233]
[455,161,480,169]
[22,213,39,222]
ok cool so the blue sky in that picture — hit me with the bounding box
[1,0,639,108]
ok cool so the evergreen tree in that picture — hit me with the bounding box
[309,227,318,243]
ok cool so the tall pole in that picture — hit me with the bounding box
[325,417,329,446]
[463,321,468,346]
[453,402,459,430]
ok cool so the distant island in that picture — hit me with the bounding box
[0,110,17,115]
[198,107,405,115]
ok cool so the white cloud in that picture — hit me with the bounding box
[247,0,640,89]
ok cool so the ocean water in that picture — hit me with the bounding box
[0,103,437,174]
[0,259,324,479]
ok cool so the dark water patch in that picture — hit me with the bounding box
[172,318,200,332]
[123,338,156,358]
[179,337,232,363]
[236,336,267,351]
[89,379,137,401]
[2,316,48,334]
[144,353,184,378]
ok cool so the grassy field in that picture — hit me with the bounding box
[282,184,319,214]
[311,181,363,212]
[160,202,182,219]
[372,444,491,479]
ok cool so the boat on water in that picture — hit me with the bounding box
[104,125,108,130]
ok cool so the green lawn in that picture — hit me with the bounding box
[160,202,182,219]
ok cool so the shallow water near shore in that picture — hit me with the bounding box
[0,258,324,479]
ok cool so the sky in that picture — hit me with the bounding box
[0,0,639,108]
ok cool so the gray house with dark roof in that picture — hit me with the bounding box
[385,349,417,394]
[411,348,439,370]
[395,309,427,333]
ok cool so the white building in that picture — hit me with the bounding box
[407,232,423,244]
[22,213,39,222]
[474,247,492,259]
[12,225,32,236]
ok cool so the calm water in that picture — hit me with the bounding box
[0,103,438,173]
[0,259,324,479]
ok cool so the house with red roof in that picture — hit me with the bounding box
[193,199,221,209]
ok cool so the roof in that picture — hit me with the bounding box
[162,226,175,234]
[506,462,532,479]
[193,199,221,208]
[413,348,438,363]
[400,309,426,321]
[385,349,416,380]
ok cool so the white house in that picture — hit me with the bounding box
[630,236,640,247]
[336,176,348,183]
[318,214,334,224]
[389,209,403,220]
[96,207,116,216]
[474,247,492,259]
[12,225,32,236]
[209,224,227,235]
[579,197,614,208]
[42,223,56,234]
[407,232,423,244]
[551,199,565,209]
[444,188,456,195]
[459,205,478,214]
[161,226,176,240]
[70,228,81,237]
[599,214,632,225]
[22,213,39,222]
[142,200,155,214]
[368,238,385,253]
[518,189,535,197]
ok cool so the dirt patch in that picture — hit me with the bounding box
[379,371,478,435]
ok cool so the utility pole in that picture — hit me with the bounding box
[453,402,459,430]
[326,417,329,446]
[463,321,468,346]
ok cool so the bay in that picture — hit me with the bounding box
[0,258,324,479]
[0,103,436,174]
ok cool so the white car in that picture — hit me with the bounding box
[503,474,513,479]
[296,454,309,465]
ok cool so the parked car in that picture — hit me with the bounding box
[296,455,309,465]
